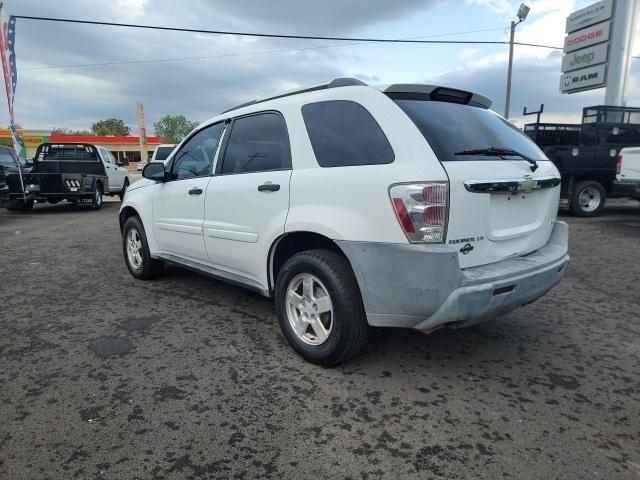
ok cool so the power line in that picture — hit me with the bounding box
[14,14,516,46]
[20,27,513,72]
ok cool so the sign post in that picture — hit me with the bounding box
[136,101,148,165]
[604,0,639,105]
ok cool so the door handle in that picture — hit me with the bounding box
[188,187,203,195]
[257,183,280,192]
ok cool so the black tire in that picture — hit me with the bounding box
[122,216,164,280]
[119,178,129,201]
[6,198,34,212]
[275,249,368,366]
[91,182,103,210]
[47,198,61,204]
[570,180,606,217]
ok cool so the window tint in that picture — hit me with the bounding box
[220,113,290,174]
[172,123,225,180]
[0,149,16,166]
[302,100,394,167]
[391,98,546,161]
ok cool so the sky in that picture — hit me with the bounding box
[7,0,640,134]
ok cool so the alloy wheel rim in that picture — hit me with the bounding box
[95,186,102,205]
[126,228,143,270]
[578,187,601,212]
[285,273,333,346]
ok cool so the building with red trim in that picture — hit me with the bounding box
[0,128,164,164]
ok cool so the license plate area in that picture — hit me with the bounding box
[488,191,544,241]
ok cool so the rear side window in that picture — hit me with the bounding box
[302,100,394,167]
[155,146,174,161]
[220,113,291,174]
[392,98,546,161]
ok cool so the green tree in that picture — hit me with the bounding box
[91,118,130,136]
[51,126,92,136]
[153,114,199,144]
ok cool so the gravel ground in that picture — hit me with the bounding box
[0,199,639,480]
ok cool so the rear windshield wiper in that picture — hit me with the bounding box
[454,147,539,172]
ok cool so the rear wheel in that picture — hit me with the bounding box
[6,198,34,212]
[91,182,103,210]
[122,216,164,280]
[570,180,606,217]
[275,249,368,366]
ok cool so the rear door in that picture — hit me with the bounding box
[152,123,225,263]
[204,112,292,286]
[392,97,561,268]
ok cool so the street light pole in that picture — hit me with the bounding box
[504,20,516,119]
[504,3,530,119]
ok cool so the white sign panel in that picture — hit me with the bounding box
[564,21,611,53]
[566,0,614,33]
[562,42,608,72]
[560,64,607,93]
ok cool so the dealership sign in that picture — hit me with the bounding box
[562,42,608,72]
[560,64,607,93]
[564,21,611,52]
[561,0,615,94]
[565,0,614,33]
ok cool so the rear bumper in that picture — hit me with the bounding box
[337,221,569,330]
[612,180,640,200]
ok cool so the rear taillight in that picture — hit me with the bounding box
[616,155,623,175]
[389,182,448,243]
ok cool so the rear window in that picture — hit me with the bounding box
[302,100,394,167]
[392,98,546,161]
[155,146,174,161]
[0,149,16,167]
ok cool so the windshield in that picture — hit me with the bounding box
[155,146,174,161]
[392,98,547,161]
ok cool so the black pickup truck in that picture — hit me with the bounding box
[6,143,130,211]
[524,105,640,216]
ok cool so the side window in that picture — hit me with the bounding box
[100,148,112,164]
[0,149,15,166]
[301,100,394,167]
[220,113,290,175]
[171,123,225,180]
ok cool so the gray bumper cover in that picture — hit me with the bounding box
[337,221,569,330]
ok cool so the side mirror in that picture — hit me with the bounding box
[142,162,168,182]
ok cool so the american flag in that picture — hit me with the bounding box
[0,6,24,158]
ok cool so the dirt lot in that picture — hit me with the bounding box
[1,199,639,480]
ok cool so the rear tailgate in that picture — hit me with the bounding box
[389,90,561,268]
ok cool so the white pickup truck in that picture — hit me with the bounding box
[613,147,640,200]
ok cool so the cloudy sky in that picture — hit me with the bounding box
[8,0,640,134]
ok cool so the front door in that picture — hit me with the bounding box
[152,122,226,263]
[204,112,292,287]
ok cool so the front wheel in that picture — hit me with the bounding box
[275,249,368,366]
[6,198,34,212]
[119,178,129,201]
[570,180,606,217]
[122,216,164,280]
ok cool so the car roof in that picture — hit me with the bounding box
[201,78,492,130]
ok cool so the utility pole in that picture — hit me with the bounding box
[136,101,148,165]
[604,0,639,106]
[504,3,530,119]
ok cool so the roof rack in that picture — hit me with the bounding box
[220,77,367,114]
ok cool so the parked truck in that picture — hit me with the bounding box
[5,143,130,211]
[524,105,640,216]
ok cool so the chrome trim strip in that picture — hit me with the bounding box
[463,176,561,193]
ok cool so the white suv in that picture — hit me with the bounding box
[119,78,569,365]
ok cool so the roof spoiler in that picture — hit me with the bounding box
[382,84,492,109]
